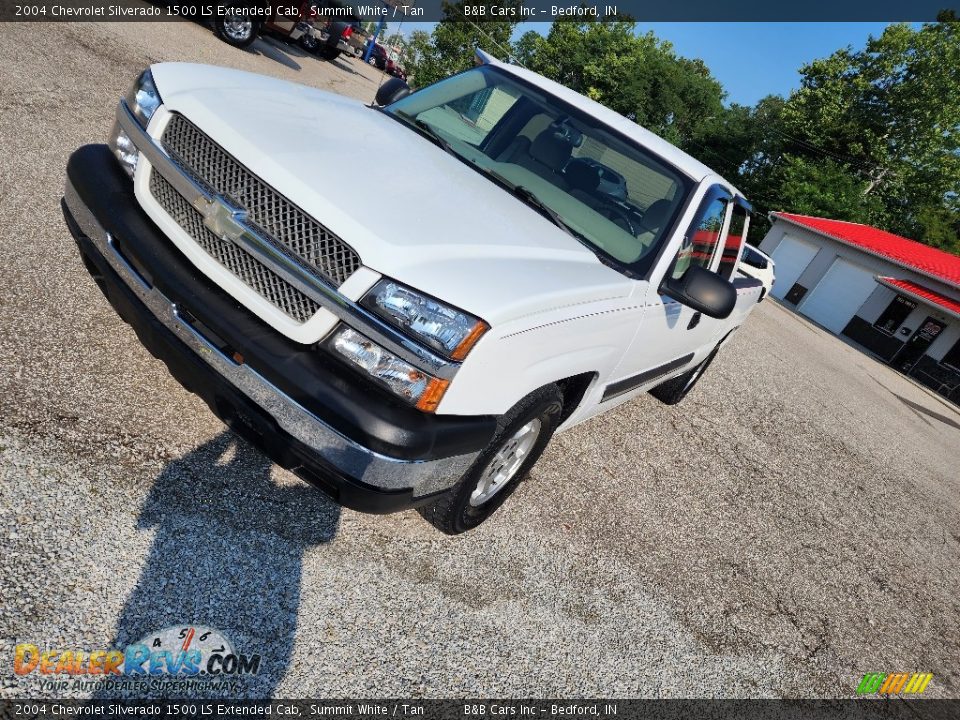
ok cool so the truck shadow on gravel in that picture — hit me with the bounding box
[249,37,306,73]
[93,431,340,698]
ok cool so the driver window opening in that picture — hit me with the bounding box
[672,196,728,280]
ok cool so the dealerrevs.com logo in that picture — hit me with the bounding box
[14,626,261,694]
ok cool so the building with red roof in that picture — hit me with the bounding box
[760,212,960,405]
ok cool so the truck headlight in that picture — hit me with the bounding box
[330,328,450,412]
[361,280,488,361]
[109,119,139,178]
[123,68,162,128]
[110,69,163,178]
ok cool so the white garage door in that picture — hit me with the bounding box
[770,235,819,299]
[799,258,878,334]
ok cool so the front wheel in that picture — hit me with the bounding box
[215,12,261,48]
[418,385,563,535]
[320,47,342,61]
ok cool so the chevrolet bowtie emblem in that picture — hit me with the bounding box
[194,196,248,243]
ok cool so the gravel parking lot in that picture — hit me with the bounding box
[2,20,960,700]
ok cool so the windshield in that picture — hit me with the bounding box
[386,65,692,273]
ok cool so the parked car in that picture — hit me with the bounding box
[207,1,355,55]
[62,51,766,534]
[311,19,359,61]
[261,2,317,44]
[347,29,369,57]
[385,58,406,80]
[367,43,388,70]
[209,1,313,49]
[738,244,776,297]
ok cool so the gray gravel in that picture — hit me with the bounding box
[2,20,960,700]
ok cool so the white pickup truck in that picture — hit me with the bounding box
[62,51,766,533]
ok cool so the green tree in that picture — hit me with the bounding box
[384,32,405,50]
[775,18,960,242]
[401,29,431,78]
[514,22,725,146]
[773,155,886,221]
[914,205,960,254]
[404,1,521,88]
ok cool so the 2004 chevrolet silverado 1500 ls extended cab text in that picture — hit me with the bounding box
[62,51,768,534]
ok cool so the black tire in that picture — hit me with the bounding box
[320,47,342,61]
[214,12,261,48]
[418,385,563,535]
[649,346,719,405]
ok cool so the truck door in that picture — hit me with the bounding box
[601,186,734,404]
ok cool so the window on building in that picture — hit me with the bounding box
[873,295,917,335]
[942,338,960,371]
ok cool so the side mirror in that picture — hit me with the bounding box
[661,265,737,319]
[375,78,411,106]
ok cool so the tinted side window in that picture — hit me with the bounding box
[741,246,768,270]
[672,195,728,280]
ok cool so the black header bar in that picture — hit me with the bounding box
[2,700,960,719]
[0,0,958,23]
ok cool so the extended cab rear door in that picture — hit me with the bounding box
[601,184,735,404]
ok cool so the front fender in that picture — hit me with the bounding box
[436,301,645,416]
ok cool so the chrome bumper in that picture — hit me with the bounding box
[63,176,479,498]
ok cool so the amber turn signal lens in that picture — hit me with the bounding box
[415,377,451,413]
[450,321,489,361]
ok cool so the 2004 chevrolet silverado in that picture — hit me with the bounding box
[62,51,768,534]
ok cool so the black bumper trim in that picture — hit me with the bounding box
[64,144,496,462]
[66,201,449,514]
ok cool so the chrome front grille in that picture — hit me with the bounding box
[149,171,321,324]
[158,113,361,289]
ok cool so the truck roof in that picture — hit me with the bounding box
[481,51,742,196]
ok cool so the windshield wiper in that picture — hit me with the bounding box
[510,185,584,242]
[471,166,588,244]
[397,113,458,157]
[393,112,587,246]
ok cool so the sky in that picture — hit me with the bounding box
[631,23,895,106]
[395,21,900,107]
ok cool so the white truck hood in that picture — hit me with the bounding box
[150,63,632,325]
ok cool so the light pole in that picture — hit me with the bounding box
[362,15,387,63]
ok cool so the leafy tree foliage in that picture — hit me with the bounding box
[716,16,958,250]
[515,22,725,146]
[384,32,406,50]
[400,29,431,74]
[404,2,521,88]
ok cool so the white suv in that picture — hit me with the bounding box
[62,51,765,533]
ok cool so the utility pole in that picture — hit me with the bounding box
[863,167,890,196]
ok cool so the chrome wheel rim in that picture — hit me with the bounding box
[469,419,542,507]
[223,16,253,41]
